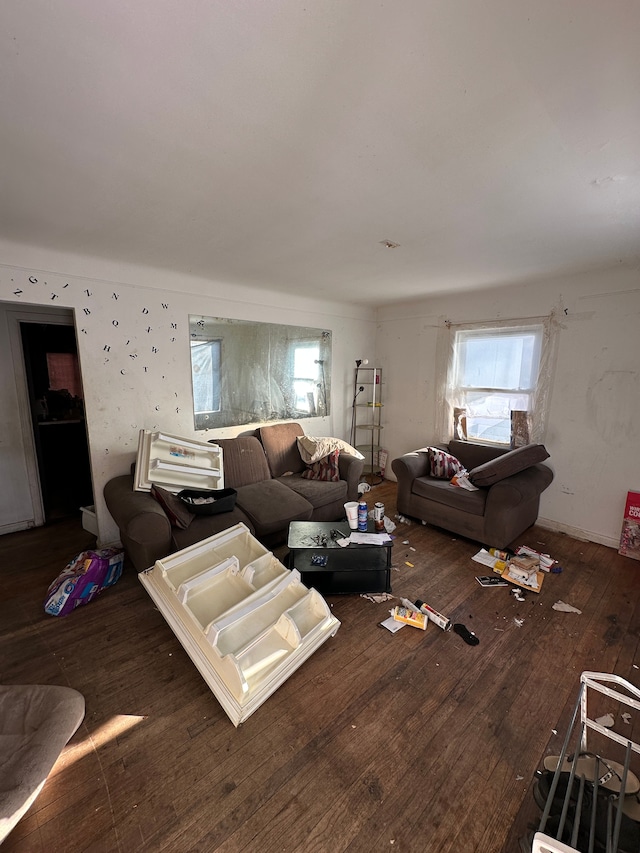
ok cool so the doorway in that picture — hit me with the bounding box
[18,314,93,523]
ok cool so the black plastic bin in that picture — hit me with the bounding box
[177,488,238,515]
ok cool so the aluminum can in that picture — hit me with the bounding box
[357,500,368,531]
[373,502,385,531]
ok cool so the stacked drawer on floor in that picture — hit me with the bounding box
[139,523,340,726]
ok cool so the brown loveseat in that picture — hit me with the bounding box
[391,439,553,549]
[104,422,363,572]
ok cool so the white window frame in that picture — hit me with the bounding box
[440,316,557,446]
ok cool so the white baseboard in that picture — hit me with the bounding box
[536,516,619,550]
[0,519,36,536]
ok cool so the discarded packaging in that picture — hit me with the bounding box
[414,599,451,631]
[515,544,555,571]
[380,615,405,633]
[392,606,428,630]
[552,600,582,614]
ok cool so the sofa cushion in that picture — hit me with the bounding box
[171,506,255,551]
[302,449,340,482]
[258,422,306,478]
[150,484,195,530]
[277,473,347,510]
[468,443,550,487]
[235,479,313,535]
[428,447,463,480]
[413,477,487,516]
[215,436,271,487]
[297,435,364,464]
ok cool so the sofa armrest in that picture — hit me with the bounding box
[338,453,365,502]
[485,464,554,512]
[391,450,431,512]
[103,475,172,572]
[391,449,431,483]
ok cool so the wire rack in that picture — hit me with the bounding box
[531,672,640,853]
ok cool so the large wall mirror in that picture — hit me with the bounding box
[189,315,331,429]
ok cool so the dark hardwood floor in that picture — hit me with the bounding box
[2,485,640,852]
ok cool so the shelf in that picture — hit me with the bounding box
[134,429,225,493]
[140,523,340,726]
[350,367,384,472]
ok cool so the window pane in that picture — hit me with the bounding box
[292,344,319,412]
[191,341,221,413]
[456,329,541,391]
[464,391,531,443]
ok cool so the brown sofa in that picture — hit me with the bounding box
[391,439,553,549]
[104,422,363,572]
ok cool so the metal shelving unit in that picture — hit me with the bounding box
[350,365,384,484]
[529,672,640,853]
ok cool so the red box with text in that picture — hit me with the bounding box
[619,491,640,561]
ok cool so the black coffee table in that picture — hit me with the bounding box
[287,520,393,595]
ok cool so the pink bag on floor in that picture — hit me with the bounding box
[44,547,124,616]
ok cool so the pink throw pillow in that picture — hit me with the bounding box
[428,447,463,480]
[302,449,340,482]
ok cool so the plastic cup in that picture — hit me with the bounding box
[344,501,359,530]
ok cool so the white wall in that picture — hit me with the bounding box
[376,266,640,548]
[0,241,376,544]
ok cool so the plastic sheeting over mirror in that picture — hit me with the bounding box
[189,316,331,430]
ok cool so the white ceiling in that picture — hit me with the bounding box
[1,1,639,306]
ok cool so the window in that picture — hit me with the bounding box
[46,352,82,398]
[291,343,321,414]
[191,339,221,428]
[447,323,545,445]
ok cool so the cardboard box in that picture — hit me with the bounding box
[619,491,640,561]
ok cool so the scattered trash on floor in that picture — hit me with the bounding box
[380,615,405,633]
[412,599,452,631]
[402,540,410,545]
[595,712,615,727]
[357,482,371,494]
[360,592,395,604]
[511,588,526,602]
[552,600,582,614]
[476,575,509,587]
[44,547,124,616]
[396,514,411,524]
[515,545,557,571]
[471,547,549,593]
[513,618,525,627]
[622,712,632,724]
[392,605,428,629]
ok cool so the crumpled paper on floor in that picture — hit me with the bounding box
[361,592,395,604]
[552,600,582,614]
